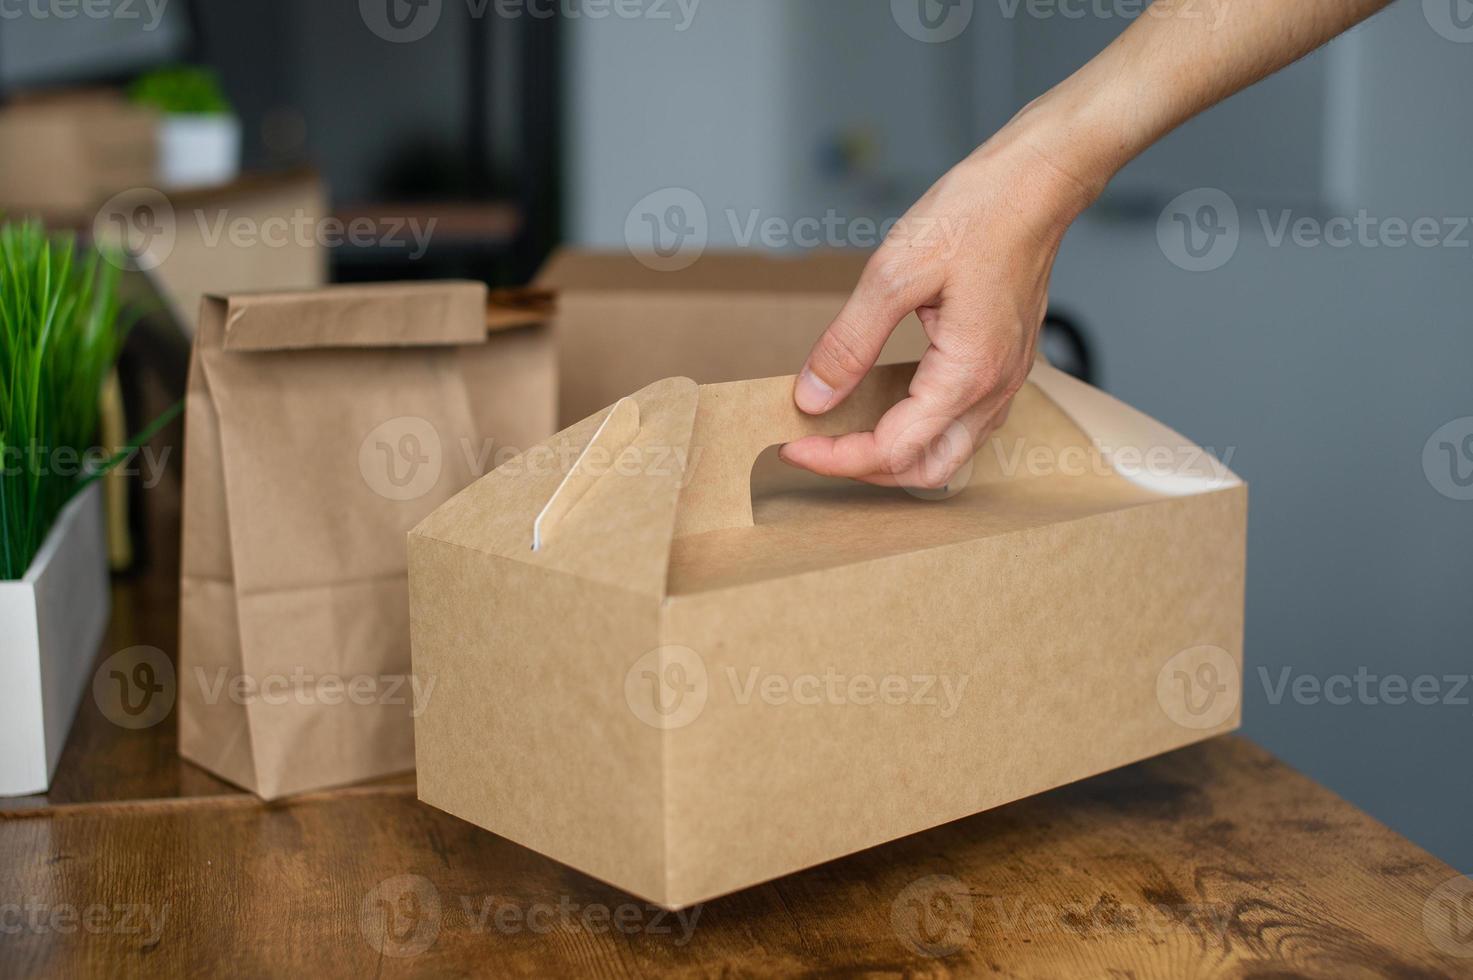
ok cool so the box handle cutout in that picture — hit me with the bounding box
[673,362,917,538]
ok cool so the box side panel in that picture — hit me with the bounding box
[658,487,1247,907]
[178,319,259,794]
[409,535,670,903]
[0,118,88,214]
[555,292,927,425]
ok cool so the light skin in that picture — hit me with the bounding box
[781,0,1396,490]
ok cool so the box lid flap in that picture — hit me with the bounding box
[410,375,699,599]
[413,360,1241,599]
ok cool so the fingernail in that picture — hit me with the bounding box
[795,368,834,414]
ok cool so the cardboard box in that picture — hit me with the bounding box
[536,249,928,425]
[407,360,1247,908]
[0,91,156,221]
[119,170,331,336]
[179,282,555,798]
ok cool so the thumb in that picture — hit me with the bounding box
[795,251,938,414]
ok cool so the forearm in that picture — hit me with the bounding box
[1007,0,1394,205]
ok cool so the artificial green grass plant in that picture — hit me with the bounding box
[0,221,124,580]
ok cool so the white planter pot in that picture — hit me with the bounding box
[0,484,111,796]
[158,113,242,190]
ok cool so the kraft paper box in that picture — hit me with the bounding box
[407,360,1247,909]
[0,90,156,220]
[108,170,332,336]
[180,282,554,799]
[534,249,929,424]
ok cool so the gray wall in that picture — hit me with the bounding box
[566,0,1473,870]
[1049,2,1473,871]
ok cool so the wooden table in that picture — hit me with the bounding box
[3,575,1469,978]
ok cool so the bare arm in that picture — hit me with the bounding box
[781,0,1394,489]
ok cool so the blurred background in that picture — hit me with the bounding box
[2,0,1468,870]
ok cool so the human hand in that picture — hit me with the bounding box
[778,110,1099,490]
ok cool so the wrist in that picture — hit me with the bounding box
[991,79,1141,221]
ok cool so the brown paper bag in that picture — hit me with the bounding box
[408,360,1246,908]
[180,282,553,798]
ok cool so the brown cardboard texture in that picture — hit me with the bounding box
[408,361,1247,909]
[0,90,156,219]
[133,171,330,336]
[180,281,554,799]
[536,249,929,424]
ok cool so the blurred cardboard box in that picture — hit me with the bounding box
[179,281,555,798]
[407,359,1247,908]
[534,249,926,425]
[0,90,156,220]
[100,170,331,336]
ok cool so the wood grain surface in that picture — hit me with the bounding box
[2,502,1468,976]
[2,736,1468,978]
